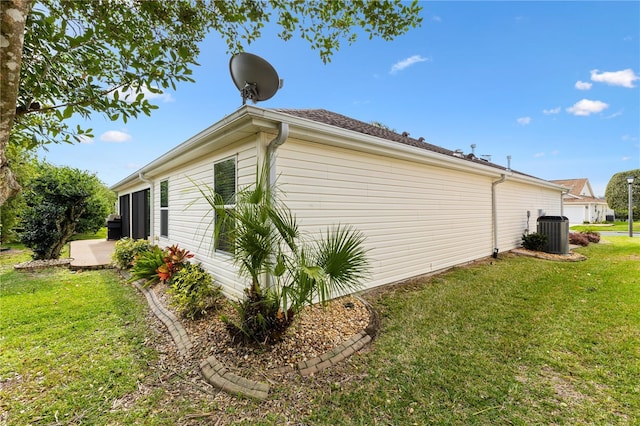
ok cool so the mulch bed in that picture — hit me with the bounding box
[110,284,375,423]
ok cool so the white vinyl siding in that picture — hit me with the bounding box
[112,107,563,298]
[276,138,495,290]
[148,139,257,299]
[494,179,561,250]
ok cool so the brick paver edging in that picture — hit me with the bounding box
[296,296,379,377]
[127,272,379,400]
[200,356,270,400]
[131,281,193,357]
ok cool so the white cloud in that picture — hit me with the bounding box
[126,163,141,169]
[77,135,93,144]
[566,99,609,116]
[590,68,639,88]
[534,152,545,158]
[390,55,429,74]
[622,134,638,141]
[517,117,531,125]
[575,80,592,90]
[622,156,632,161]
[100,130,132,143]
[551,150,559,156]
[543,107,561,115]
[431,15,442,22]
[112,86,175,103]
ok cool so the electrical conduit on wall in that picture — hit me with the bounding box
[492,174,507,258]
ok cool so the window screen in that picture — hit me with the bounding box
[160,180,168,237]
[213,158,236,253]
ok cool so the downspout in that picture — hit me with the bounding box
[491,174,507,258]
[139,173,154,243]
[265,122,289,289]
[267,122,289,188]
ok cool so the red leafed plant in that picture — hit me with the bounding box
[157,244,194,283]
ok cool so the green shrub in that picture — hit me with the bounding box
[112,238,151,269]
[521,232,547,251]
[167,263,222,320]
[222,284,292,345]
[157,244,194,283]
[128,245,166,286]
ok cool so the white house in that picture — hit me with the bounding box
[550,178,614,225]
[112,106,564,298]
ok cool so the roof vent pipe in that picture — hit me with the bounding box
[507,155,512,171]
[471,144,476,155]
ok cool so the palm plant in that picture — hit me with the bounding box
[197,161,369,344]
[127,245,166,286]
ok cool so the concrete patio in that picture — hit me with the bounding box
[69,239,116,269]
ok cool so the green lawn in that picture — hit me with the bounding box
[306,237,640,424]
[571,221,639,232]
[1,237,638,424]
[69,227,108,241]
[0,249,154,425]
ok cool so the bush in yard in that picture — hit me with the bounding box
[20,163,114,259]
[157,244,194,283]
[167,262,222,320]
[570,232,590,246]
[581,231,600,243]
[521,232,547,251]
[128,245,166,286]
[112,238,151,269]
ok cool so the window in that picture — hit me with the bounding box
[160,180,168,237]
[214,157,236,253]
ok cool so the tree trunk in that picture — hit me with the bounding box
[0,0,33,206]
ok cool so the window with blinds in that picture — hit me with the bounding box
[214,157,236,253]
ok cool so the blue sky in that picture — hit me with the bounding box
[39,1,639,196]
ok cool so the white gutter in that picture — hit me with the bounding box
[492,173,507,258]
[560,188,569,217]
[138,172,154,242]
[267,122,289,188]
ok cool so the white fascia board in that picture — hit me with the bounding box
[252,107,564,192]
[111,106,277,191]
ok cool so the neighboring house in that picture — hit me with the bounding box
[112,106,564,298]
[550,178,614,225]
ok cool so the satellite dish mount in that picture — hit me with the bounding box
[229,52,282,105]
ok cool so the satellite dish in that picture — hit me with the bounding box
[229,53,282,105]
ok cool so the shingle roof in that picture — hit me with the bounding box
[549,178,589,197]
[272,108,454,155]
[271,108,511,172]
